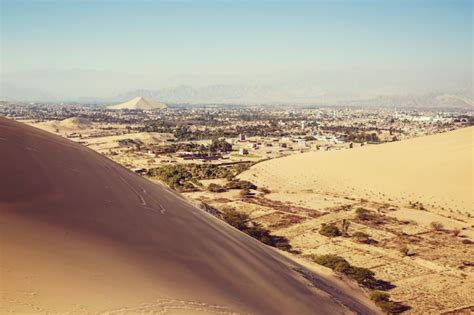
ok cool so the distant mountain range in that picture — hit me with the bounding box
[109,85,323,105]
[2,81,472,109]
[339,93,474,109]
[105,87,473,109]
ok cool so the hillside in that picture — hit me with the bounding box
[29,116,95,136]
[58,117,93,129]
[236,127,473,313]
[241,127,473,216]
[108,96,167,110]
[0,118,378,314]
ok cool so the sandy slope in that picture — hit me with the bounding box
[241,127,473,215]
[108,97,167,110]
[0,118,378,314]
[58,117,94,129]
[32,117,95,135]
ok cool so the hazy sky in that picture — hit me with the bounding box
[1,0,472,101]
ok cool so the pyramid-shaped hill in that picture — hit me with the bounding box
[108,96,167,110]
[0,118,378,314]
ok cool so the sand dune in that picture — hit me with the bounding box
[240,127,473,215]
[0,118,378,314]
[58,117,94,129]
[85,132,169,147]
[30,116,95,135]
[108,97,167,110]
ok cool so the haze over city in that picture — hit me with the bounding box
[1,1,473,315]
[1,0,472,103]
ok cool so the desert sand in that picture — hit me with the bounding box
[108,96,167,110]
[31,117,95,135]
[235,127,474,313]
[241,127,473,216]
[0,117,379,314]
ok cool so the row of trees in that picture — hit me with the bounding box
[147,163,252,191]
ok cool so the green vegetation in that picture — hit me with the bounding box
[174,126,228,141]
[207,183,227,193]
[222,208,294,252]
[230,153,262,159]
[144,135,232,154]
[369,291,409,314]
[172,122,287,141]
[312,254,394,291]
[319,223,342,237]
[147,163,253,190]
[147,164,194,190]
[153,142,202,154]
[209,138,232,153]
[312,254,375,287]
[225,180,257,190]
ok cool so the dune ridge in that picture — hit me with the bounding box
[0,118,378,314]
[240,127,473,215]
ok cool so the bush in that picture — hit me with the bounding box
[319,223,342,237]
[312,255,377,286]
[258,187,272,194]
[147,165,193,189]
[199,202,223,218]
[430,221,444,231]
[369,291,409,314]
[210,138,232,153]
[225,180,257,190]
[355,208,377,221]
[369,291,390,303]
[341,219,350,236]
[313,254,351,270]
[347,267,375,285]
[222,209,249,231]
[239,188,253,198]
[352,231,374,244]
[208,183,227,193]
[180,181,198,192]
[222,208,293,252]
[147,164,242,190]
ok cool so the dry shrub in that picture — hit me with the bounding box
[352,231,376,244]
[430,221,444,231]
[369,291,409,314]
[319,224,342,237]
[452,228,461,236]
